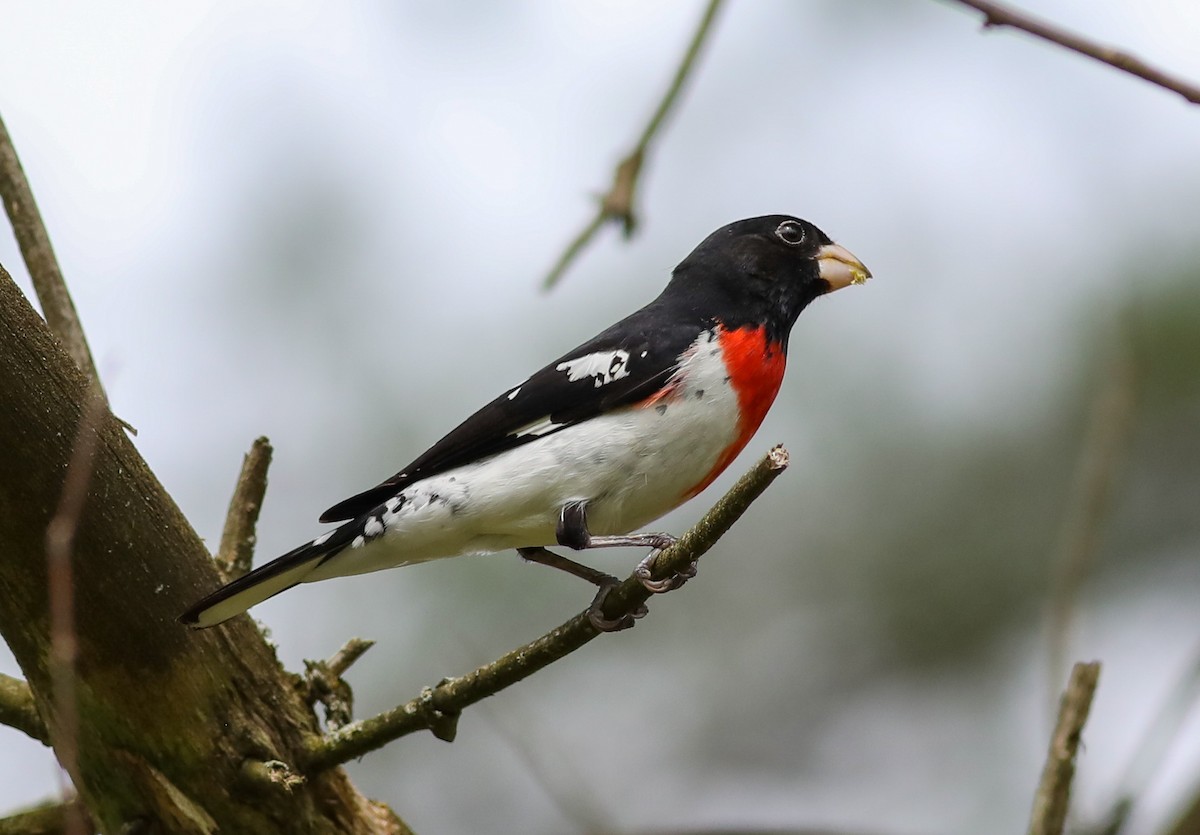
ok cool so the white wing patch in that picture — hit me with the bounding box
[513,416,565,438]
[556,350,631,388]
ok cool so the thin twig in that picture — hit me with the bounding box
[44,384,107,835]
[0,673,49,745]
[0,797,95,835]
[1028,661,1102,835]
[943,0,1200,104]
[214,437,273,580]
[0,112,105,389]
[1047,336,1136,708]
[301,445,789,772]
[542,0,725,289]
[324,636,376,679]
[542,214,607,293]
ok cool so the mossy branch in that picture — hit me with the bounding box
[0,797,95,835]
[301,445,789,773]
[0,673,48,746]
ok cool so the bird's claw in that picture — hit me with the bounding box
[634,549,697,593]
[586,581,647,632]
[645,533,678,552]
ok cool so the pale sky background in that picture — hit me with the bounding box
[2,2,1200,833]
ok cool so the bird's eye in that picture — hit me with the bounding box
[775,221,805,246]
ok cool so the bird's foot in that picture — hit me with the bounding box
[630,532,679,552]
[634,541,695,593]
[586,580,648,632]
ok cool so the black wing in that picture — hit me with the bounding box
[319,301,706,522]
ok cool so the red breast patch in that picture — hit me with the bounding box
[684,324,785,498]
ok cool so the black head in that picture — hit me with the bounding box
[663,215,870,342]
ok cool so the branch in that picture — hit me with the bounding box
[1028,661,1102,835]
[0,798,94,835]
[0,113,105,389]
[541,0,725,289]
[302,445,789,772]
[944,0,1200,105]
[0,673,49,745]
[215,437,273,580]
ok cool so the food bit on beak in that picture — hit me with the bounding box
[817,243,872,291]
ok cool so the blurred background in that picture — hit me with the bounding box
[2,1,1199,832]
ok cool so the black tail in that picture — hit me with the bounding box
[179,530,351,628]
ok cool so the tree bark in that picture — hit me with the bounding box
[0,266,408,834]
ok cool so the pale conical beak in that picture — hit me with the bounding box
[817,243,872,291]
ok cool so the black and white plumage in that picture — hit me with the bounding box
[180,216,870,629]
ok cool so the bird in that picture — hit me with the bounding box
[180,215,870,631]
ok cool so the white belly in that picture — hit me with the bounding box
[305,329,742,581]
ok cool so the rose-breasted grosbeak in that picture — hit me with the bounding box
[181,215,870,631]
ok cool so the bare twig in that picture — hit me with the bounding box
[944,0,1200,105]
[44,384,107,835]
[542,0,725,289]
[0,113,104,389]
[1029,661,1102,835]
[542,213,608,293]
[214,437,273,580]
[302,637,376,731]
[1047,337,1136,706]
[0,797,95,835]
[301,445,789,772]
[325,636,376,679]
[0,673,49,745]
